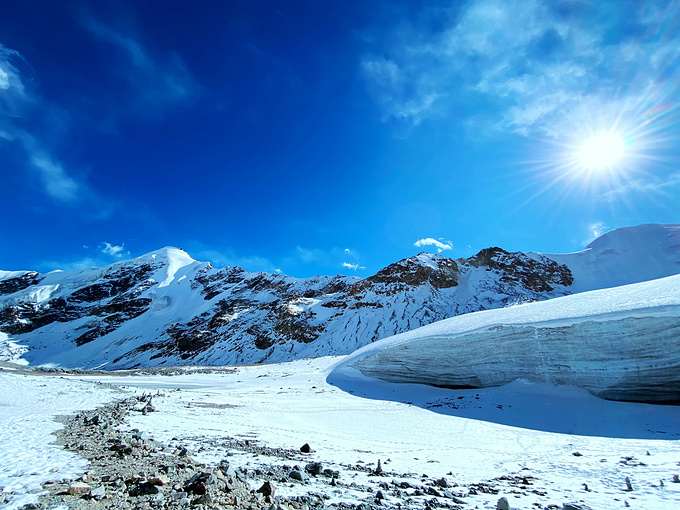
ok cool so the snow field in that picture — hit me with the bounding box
[80,357,680,510]
[0,373,121,510]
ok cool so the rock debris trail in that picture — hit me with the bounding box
[31,391,589,510]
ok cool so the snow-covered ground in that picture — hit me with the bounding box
[0,371,121,509]
[1,357,679,509]
[58,357,680,509]
[1,257,679,509]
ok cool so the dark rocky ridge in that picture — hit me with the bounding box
[0,247,575,368]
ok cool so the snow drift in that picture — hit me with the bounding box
[330,274,680,403]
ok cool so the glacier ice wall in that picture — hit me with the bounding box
[336,275,680,404]
[354,311,680,403]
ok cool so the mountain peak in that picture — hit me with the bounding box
[132,246,196,266]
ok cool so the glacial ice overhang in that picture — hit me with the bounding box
[330,275,680,404]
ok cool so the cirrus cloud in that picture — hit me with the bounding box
[361,0,680,138]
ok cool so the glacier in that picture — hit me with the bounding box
[330,274,680,403]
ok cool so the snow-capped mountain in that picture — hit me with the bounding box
[0,224,678,369]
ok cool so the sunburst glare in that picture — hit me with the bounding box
[577,133,627,170]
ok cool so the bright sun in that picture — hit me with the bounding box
[577,133,626,169]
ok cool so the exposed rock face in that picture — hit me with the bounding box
[468,248,573,292]
[0,262,156,346]
[0,271,42,295]
[0,248,575,369]
[366,255,459,289]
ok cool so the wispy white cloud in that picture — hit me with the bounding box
[603,171,680,201]
[99,242,128,258]
[361,0,680,137]
[342,262,366,271]
[585,222,607,245]
[29,149,80,202]
[81,17,199,114]
[0,45,87,204]
[0,45,28,117]
[414,238,453,253]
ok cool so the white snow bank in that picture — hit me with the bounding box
[330,274,680,402]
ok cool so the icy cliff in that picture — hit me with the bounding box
[331,274,680,403]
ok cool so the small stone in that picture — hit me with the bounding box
[149,475,170,486]
[496,496,510,510]
[435,477,448,488]
[90,485,106,500]
[672,474,680,483]
[68,481,91,495]
[563,504,593,510]
[572,451,583,457]
[323,468,339,478]
[129,482,160,496]
[374,459,383,475]
[49,467,59,473]
[300,443,312,453]
[625,476,634,491]
[375,490,385,500]
[305,462,322,476]
[256,481,276,497]
[289,470,308,482]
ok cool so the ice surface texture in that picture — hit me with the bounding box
[335,274,680,403]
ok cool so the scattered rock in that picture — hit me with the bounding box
[497,496,510,510]
[572,451,582,457]
[90,485,106,500]
[67,481,91,495]
[257,481,276,498]
[149,475,170,486]
[289,470,308,482]
[435,476,448,488]
[563,504,593,510]
[305,462,323,476]
[300,443,312,453]
[625,476,634,491]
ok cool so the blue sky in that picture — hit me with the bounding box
[1,0,680,277]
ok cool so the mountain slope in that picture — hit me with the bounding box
[0,224,678,369]
[538,223,680,292]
